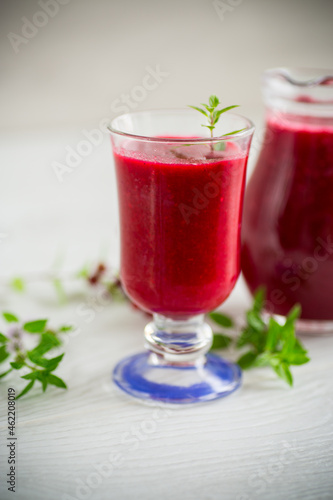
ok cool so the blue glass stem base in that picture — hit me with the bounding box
[113,352,242,404]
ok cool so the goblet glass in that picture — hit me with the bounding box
[108,109,254,403]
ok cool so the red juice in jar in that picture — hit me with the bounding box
[242,68,333,328]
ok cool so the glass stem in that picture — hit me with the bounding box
[144,314,213,364]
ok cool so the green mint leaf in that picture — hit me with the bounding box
[76,265,90,279]
[59,325,73,332]
[253,352,272,367]
[16,380,35,399]
[282,352,310,366]
[201,104,214,113]
[235,327,250,348]
[0,345,10,363]
[10,277,25,292]
[236,327,262,350]
[221,128,246,136]
[27,352,64,371]
[3,311,19,323]
[280,305,300,342]
[280,322,297,355]
[108,282,126,301]
[211,333,232,350]
[215,105,239,119]
[35,371,48,392]
[23,319,48,333]
[286,304,301,324]
[214,142,226,151]
[10,361,25,370]
[0,332,8,344]
[209,95,219,107]
[0,368,13,378]
[271,361,293,386]
[53,278,67,304]
[28,332,61,358]
[209,312,234,328]
[27,350,45,365]
[212,110,219,125]
[246,310,265,332]
[21,371,39,380]
[293,338,308,354]
[265,317,281,351]
[170,148,188,160]
[237,351,258,369]
[43,331,61,347]
[188,105,208,117]
[201,125,215,131]
[45,373,67,389]
[43,353,65,370]
[253,287,265,313]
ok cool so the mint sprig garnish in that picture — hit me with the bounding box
[210,288,310,386]
[6,261,125,305]
[0,311,72,398]
[188,95,245,150]
[209,312,234,349]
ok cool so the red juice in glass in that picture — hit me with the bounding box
[114,142,248,318]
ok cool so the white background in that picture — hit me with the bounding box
[1,0,333,274]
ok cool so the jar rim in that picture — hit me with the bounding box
[264,67,333,88]
[262,67,333,117]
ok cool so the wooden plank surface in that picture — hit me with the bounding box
[0,284,333,500]
[1,133,332,500]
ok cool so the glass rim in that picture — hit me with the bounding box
[107,108,255,143]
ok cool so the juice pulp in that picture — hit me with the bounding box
[114,141,249,318]
[242,115,333,320]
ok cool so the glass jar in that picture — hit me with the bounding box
[242,68,333,332]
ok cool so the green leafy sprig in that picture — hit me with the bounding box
[188,95,245,151]
[0,311,72,398]
[209,288,310,386]
[7,261,125,305]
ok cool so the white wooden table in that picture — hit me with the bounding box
[0,132,333,500]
